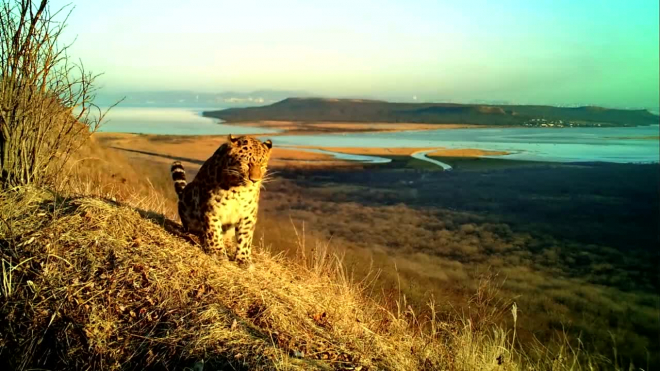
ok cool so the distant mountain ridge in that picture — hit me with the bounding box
[203,97,659,127]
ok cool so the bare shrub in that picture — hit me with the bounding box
[0,0,114,188]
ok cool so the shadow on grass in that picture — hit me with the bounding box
[110,146,206,165]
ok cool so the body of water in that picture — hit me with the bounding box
[97,107,279,135]
[98,107,659,164]
[411,150,453,170]
[270,125,660,164]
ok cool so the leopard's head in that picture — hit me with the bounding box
[224,134,273,185]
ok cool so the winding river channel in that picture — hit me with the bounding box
[410,150,453,170]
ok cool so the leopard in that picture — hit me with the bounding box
[171,134,273,267]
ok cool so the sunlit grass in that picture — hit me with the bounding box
[1,138,651,369]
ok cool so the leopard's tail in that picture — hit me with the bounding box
[171,161,187,198]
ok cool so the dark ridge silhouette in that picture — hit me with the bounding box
[203,97,659,127]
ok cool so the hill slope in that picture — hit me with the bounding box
[0,187,521,370]
[0,137,624,370]
[203,98,659,127]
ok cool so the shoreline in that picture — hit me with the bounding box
[223,120,503,136]
[290,146,509,157]
[93,132,510,170]
[93,123,658,169]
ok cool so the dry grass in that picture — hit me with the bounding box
[261,191,658,369]
[0,185,620,370]
[0,186,459,370]
[0,138,630,370]
[57,136,180,219]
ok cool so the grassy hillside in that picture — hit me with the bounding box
[1,187,458,370]
[203,98,659,127]
[81,133,659,369]
[0,140,624,370]
[0,188,412,369]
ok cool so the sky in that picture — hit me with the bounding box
[52,0,659,108]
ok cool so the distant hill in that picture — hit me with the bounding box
[203,98,660,127]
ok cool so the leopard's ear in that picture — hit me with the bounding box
[228,134,238,143]
[264,139,273,149]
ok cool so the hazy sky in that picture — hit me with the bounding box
[53,0,659,107]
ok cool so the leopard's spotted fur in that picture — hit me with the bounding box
[171,134,272,266]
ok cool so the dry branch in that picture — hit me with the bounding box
[0,0,116,188]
